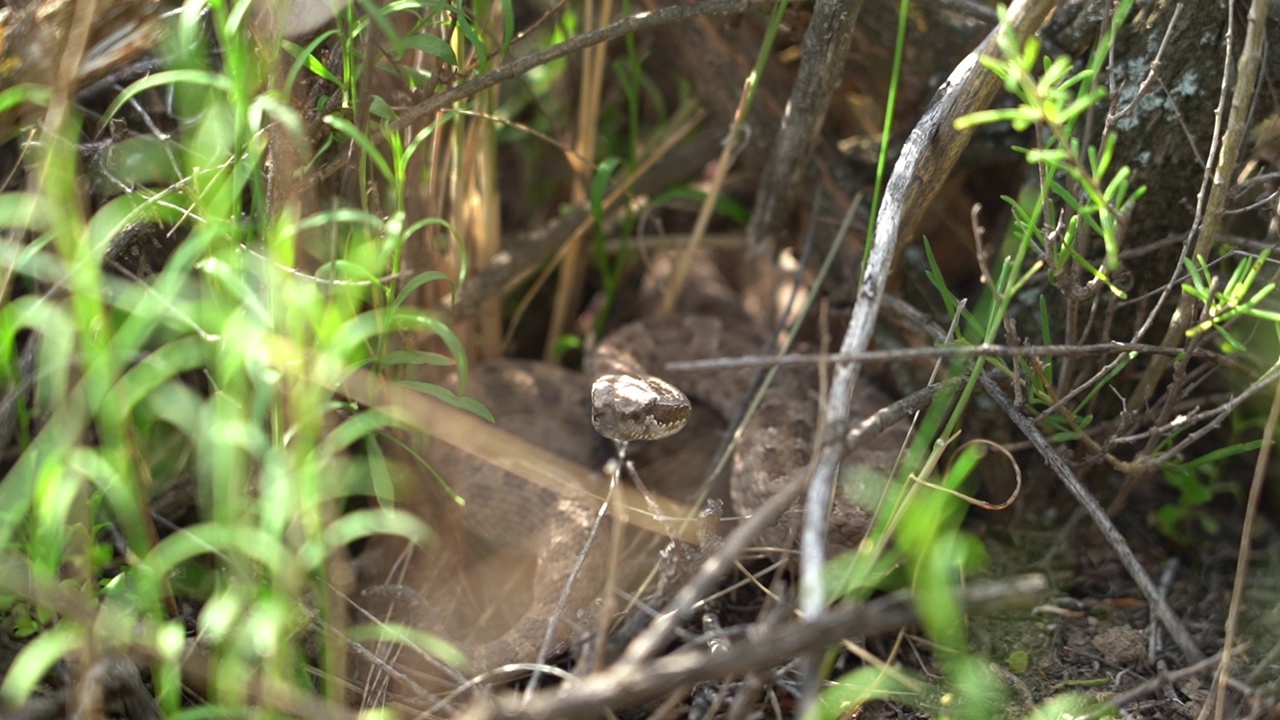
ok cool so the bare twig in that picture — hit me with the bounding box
[794,0,1056,705]
[664,341,1223,372]
[744,0,865,250]
[1213,212,1278,720]
[1131,0,1262,409]
[1079,649,1240,720]
[1128,358,1280,474]
[986,372,1206,661]
[658,76,753,315]
[457,575,1048,720]
[882,293,1208,661]
[1104,4,1183,134]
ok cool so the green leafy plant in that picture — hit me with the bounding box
[937,0,1153,461]
[955,16,1278,541]
[957,0,1144,291]
[1181,249,1280,349]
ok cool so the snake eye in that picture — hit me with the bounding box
[590,374,690,442]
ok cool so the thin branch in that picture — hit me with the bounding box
[1079,649,1238,720]
[882,294,1208,661]
[794,0,1055,685]
[983,371,1206,661]
[663,341,1224,372]
[457,575,1048,720]
[1135,357,1280,473]
[1131,0,1256,409]
[744,0,865,249]
[1214,22,1277,690]
[1104,4,1183,134]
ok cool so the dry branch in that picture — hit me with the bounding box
[458,574,1048,720]
[796,0,1056,688]
[744,0,865,250]
[882,295,1208,663]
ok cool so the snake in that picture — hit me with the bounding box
[355,314,905,701]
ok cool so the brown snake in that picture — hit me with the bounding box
[357,314,905,696]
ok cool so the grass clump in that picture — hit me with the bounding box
[0,0,465,713]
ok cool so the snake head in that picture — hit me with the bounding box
[590,374,691,442]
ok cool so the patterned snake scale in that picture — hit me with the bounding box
[355,314,906,696]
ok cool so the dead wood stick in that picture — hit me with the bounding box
[460,574,1048,720]
[1213,13,1277,697]
[744,0,865,250]
[796,0,1056,702]
[1130,0,1265,410]
[1079,649,1237,720]
[980,367,1206,662]
[881,294,1208,663]
[664,341,1223,371]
